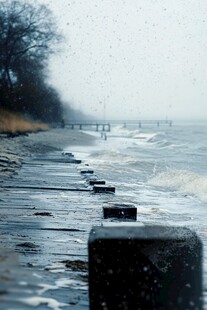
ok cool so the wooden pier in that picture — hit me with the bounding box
[137,119,172,128]
[66,122,111,132]
[121,119,173,128]
[63,120,172,131]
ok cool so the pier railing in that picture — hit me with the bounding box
[64,119,173,131]
[110,119,173,127]
[137,119,172,127]
[65,121,111,132]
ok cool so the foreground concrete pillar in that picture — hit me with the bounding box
[88,225,202,310]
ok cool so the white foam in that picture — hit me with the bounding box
[88,149,136,164]
[102,222,144,227]
[37,283,58,295]
[149,169,207,202]
[111,125,158,141]
[54,238,86,244]
[56,278,87,290]
[111,125,132,136]
[20,297,67,310]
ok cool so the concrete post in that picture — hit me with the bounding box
[88,225,202,310]
[103,204,137,220]
[93,185,115,193]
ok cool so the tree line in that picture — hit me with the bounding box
[0,0,64,123]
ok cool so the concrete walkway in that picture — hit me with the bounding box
[0,151,113,309]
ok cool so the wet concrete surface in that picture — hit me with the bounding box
[0,151,117,309]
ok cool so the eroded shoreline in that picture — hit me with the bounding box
[0,128,96,178]
[0,128,98,309]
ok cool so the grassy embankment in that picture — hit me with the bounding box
[0,109,48,134]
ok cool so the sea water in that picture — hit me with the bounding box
[66,120,207,306]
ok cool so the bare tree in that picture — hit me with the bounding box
[0,1,61,91]
[0,0,64,122]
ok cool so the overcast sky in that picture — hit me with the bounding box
[38,0,207,120]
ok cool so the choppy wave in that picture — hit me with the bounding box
[149,140,183,149]
[89,149,136,164]
[110,126,187,149]
[111,125,158,141]
[145,132,185,149]
[149,169,207,202]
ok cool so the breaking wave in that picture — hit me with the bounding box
[111,125,158,141]
[149,169,207,202]
[89,149,136,164]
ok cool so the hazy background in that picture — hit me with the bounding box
[38,0,207,120]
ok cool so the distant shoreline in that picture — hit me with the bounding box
[0,128,96,178]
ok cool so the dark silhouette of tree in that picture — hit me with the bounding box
[0,0,63,122]
[12,53,63,122]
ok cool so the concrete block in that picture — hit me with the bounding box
[93,185,115,193]
[70,159,81,164]
[103,204,137,220]
[89,180,106,186]
[62,152,74,157]
[88,225,202,310]
[81,170,94,174]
